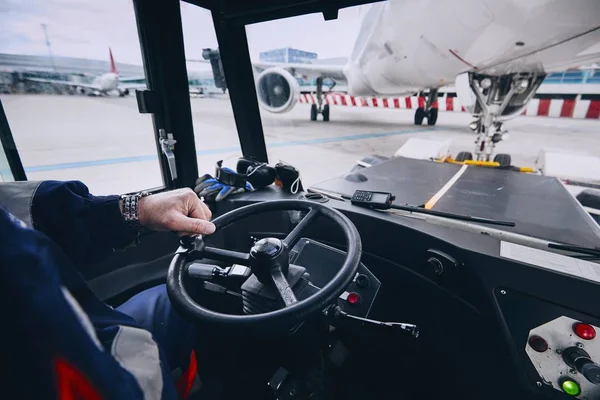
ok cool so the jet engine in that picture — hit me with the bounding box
[255,67,300,113]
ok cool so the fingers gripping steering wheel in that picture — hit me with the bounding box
[167,200,362,330]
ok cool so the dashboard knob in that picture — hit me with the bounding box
[581,362,600,385]
[562,346,600,385]
[355,274,370,288]
[427,257,444,275]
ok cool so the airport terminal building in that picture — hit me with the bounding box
[259,48,317,64]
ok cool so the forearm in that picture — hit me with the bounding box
[31,181,136,269]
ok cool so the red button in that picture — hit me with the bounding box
[528,335,548,352]
[347,292,361,305]
[573,322,596,340]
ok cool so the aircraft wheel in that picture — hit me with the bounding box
[427,108,438,125]
[310,104,318,121]
[455,151,473,162]
[414,107,425,125]
[494,153,511,167]
[322,104,330,121]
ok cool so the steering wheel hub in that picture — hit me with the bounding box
[250,237,290,284]
[250,238,283,258]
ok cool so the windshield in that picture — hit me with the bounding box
[1,1,599,246]
[244,4,600,246]
[0,0,158,194]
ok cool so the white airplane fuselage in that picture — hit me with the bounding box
[92,72,120,93]
[343,0,600,97]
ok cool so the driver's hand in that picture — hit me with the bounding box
[137,188,216,236]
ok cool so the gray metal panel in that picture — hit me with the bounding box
[436,167,600,247]
[312,157,463,206]
[313,157,600,247]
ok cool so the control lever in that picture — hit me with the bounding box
[188,263,251,281]
[563,347,600,384]
[327,305,419,338]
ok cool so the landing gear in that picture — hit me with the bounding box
[310,77,330,122]
[322,104,330,122]
[466,72,544,161]
[494,153,511,167]
[414,108,425,125]
[455,151,473,162]
[414,89,438,126]
[427,108,438,126]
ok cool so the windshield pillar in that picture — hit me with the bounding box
[212,15,268,163]
[0,100,26,181]
[133,0,198,189]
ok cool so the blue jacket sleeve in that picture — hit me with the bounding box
[31,181,137,269]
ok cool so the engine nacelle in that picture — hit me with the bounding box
[255,67,300,114]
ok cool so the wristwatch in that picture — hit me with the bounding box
[120,191,151,236]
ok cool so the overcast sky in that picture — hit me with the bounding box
[0,0,362,68]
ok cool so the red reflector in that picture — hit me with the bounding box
[573,323,596,340]
[528,335,548,352]
[347,292,361,305]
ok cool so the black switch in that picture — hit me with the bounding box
[356,274,370,288]
[581,362,600,385]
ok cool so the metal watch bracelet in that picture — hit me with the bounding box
[120,191,151,236]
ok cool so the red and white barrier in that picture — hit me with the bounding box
[298,93,600,119]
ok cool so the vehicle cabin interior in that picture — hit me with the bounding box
[1,0,600,399]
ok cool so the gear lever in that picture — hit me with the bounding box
[327,305,419,338]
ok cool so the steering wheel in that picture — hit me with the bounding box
[167,199,362,331]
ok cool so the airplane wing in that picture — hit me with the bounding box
[118,76,146,83]
[25,77,101,90]
[118,82,147,90]
[252,61,347,82]
[188,54,347,82]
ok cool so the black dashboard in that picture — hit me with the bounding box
[211,186,600,400]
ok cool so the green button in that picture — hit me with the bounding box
[561,380,581,396]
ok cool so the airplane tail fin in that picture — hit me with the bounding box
[109,48,118,74]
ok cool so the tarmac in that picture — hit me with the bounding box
[1,94,599,195]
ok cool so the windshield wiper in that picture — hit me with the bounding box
[548,243,600,258]
[387,203,516,227]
